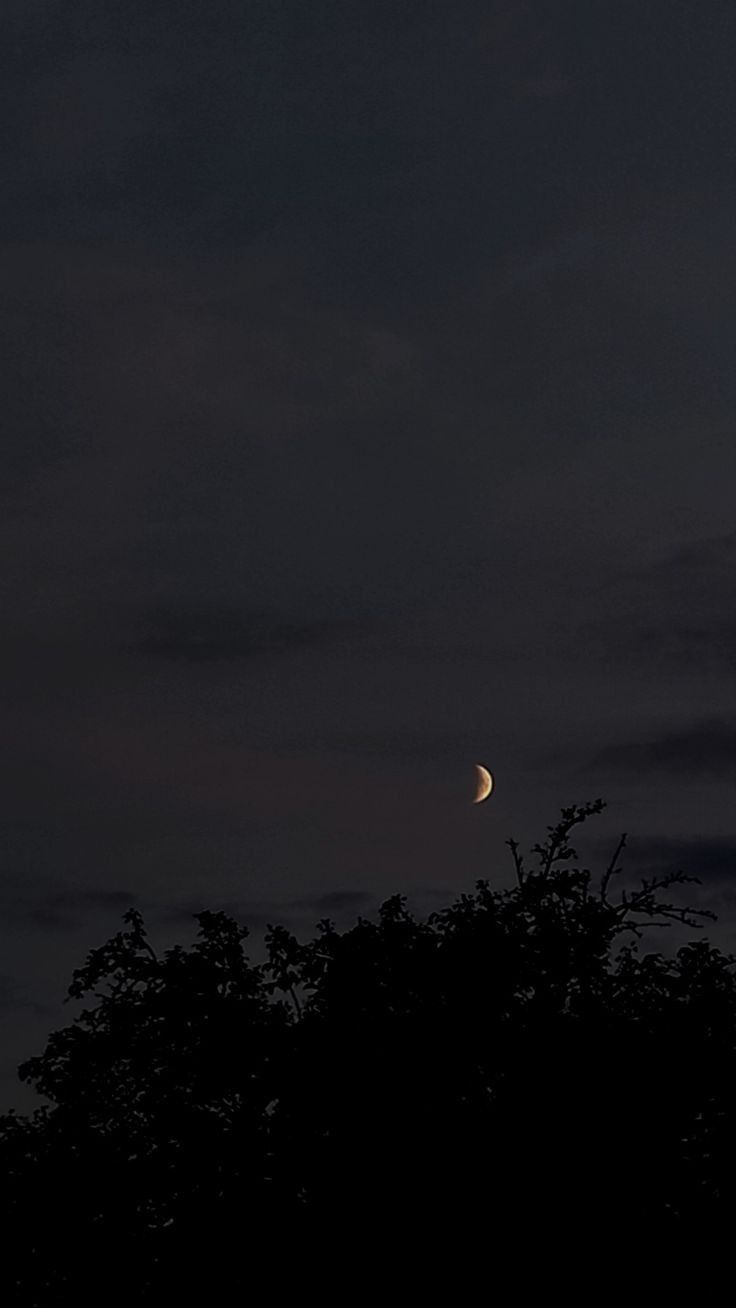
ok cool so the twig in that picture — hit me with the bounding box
[506,838,525,886]
[601,832,627,902]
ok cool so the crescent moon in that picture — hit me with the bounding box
[473,764,493,804]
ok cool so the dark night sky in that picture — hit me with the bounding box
[2,1,734,1106]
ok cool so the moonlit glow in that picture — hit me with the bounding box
[473,764,493,804]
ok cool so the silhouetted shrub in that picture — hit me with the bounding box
[3,802,735,1298]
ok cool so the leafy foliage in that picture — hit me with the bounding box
[2,802,736,1297]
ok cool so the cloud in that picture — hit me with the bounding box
[0,974,20,1013]
[569,528,736,675]
[17,889,138,931]
[644,531,736,578]
[296,890,374,913]
[150,888,374,933]
[592,719,736,779]
[150,899,282,931]
[626,835,736,884]
[605,529,736,593]
[632,621,736,673]
[129,605,349,663]
[574,615,736,676]
[304,727,493,765]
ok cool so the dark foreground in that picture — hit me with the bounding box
[3,803,735,1299]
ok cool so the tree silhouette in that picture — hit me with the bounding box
[3,801,736,1298]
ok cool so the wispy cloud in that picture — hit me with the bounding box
[295,889,374,913]
[601,529,736,594]
[625,835,736,883]
[570,528,736,674]
[592,719,736,778]
[128,605,351,663]
[15,889,138,931]
[150,888,375,932]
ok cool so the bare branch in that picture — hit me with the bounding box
[601,832,627,903]
[506,838,525,886]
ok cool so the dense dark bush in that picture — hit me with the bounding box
[3,801,735,1298]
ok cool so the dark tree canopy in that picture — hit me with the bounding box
[3,801,736,1299]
